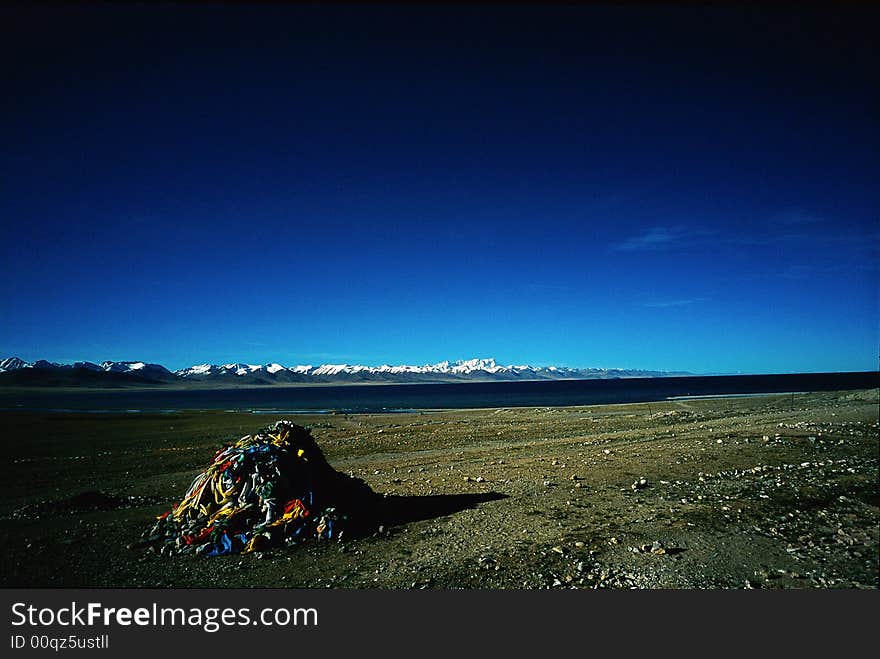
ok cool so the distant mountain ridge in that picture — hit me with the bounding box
[0,358,175,387]
[0,356,688,387]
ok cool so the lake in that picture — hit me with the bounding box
[0,371,876,413]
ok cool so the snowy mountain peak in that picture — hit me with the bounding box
[0,357,30,372]
[451,357,503,374]
[178,364,216,376]
[100,361,171,375]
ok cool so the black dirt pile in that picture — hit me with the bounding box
[132,421,378,556]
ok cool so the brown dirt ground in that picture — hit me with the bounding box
[0,388,877,589]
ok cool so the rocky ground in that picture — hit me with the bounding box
[0,388,877,589]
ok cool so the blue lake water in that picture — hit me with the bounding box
[0,372,876,414]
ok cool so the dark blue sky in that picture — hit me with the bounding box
[1,3,877,373]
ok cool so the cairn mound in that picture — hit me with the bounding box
[136,420,377,556]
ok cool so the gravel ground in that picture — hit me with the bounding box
[0,388,876,589]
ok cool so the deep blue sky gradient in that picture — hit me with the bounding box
[1,3,877,373]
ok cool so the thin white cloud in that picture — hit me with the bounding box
[613,226,689,251]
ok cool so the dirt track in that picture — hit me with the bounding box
[1,388,877,588]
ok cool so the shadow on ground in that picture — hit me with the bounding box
[338,490,508,538]
[377,492,508,527]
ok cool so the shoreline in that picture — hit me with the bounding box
[0,389,836,415]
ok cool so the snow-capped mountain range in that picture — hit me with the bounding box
[0,356,684,386]
[0,357,174,383]
[174,357,557,379]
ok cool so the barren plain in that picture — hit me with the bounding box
[1,388,877,589]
